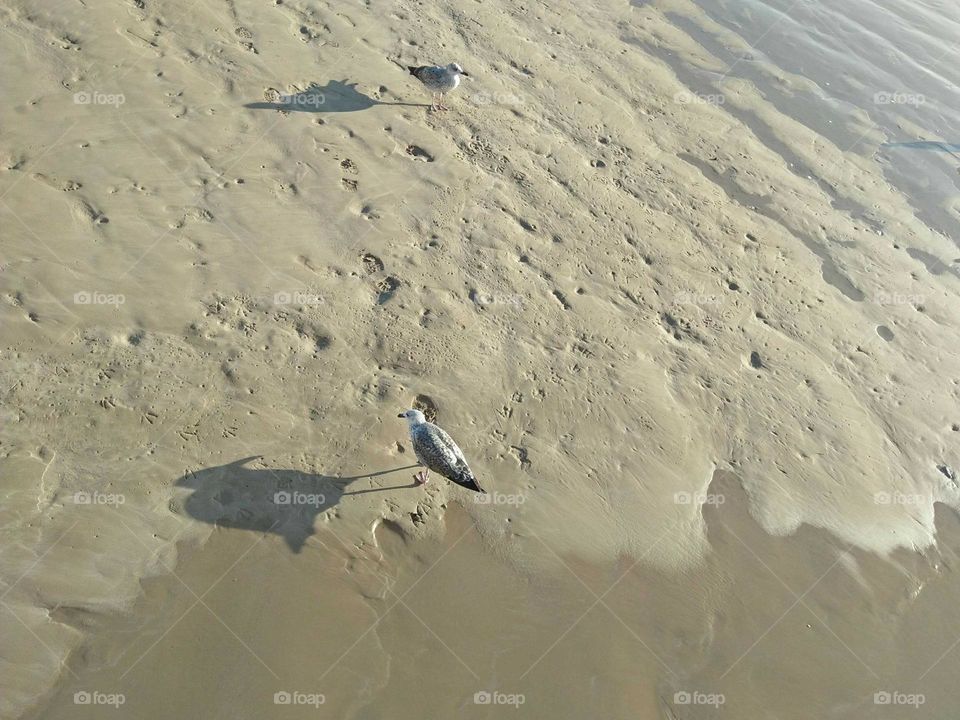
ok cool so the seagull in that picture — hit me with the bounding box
[398,409,485,492]
[407,63,469,111]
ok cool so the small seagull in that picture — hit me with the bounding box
[407,63,469,111]
[398,409,485,492]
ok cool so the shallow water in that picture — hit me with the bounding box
[684,0,960,246]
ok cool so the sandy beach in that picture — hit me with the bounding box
[1,0,959,717]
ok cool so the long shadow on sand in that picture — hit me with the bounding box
[174,456,419,552]
[243,80,426,113]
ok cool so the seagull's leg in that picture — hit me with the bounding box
[438,93,448,110]
[414,469,429,485]
[430,93,439,111]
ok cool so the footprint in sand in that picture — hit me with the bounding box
[297,25,325,42]
[405,145,434,162]
[376,276,400,304]
[413,394,438,422]
[234,27,257,53]
[359,252,384,274]
[31,173,82,192]
[72,199,109,226]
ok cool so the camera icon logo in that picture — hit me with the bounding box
[274,491,292,505]
[674,691,691,705]
[74,491,91,504]
[274,691,292,704]
[274,292,292,305]
[474,691,492,705]
[73,691,92,705]
[73,92,92,105]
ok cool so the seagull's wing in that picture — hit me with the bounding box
[413,423,485,493]
[408,65,444,88]
[431,424,468,466]
[407,65,440,82]
[411,424,458,472]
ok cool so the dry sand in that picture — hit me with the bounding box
[1,0,959,717]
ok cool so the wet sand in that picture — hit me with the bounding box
[2,0,959,716]
[25,476,960,718]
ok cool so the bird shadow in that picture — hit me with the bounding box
[173,456,420,552]
[243,79,427,113]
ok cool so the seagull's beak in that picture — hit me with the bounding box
[460,70,470,78]
[397,413,405,418]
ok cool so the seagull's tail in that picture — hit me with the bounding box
[408,65,427,79]
[454,470,485,494]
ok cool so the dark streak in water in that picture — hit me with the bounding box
[906,247,960,279]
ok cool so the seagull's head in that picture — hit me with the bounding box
[447,63,469,77]
[398,409,427,425]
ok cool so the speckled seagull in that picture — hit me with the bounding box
[398,409,485,492]
[407,63,469,110]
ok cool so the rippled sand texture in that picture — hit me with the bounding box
[1,0,959,717]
